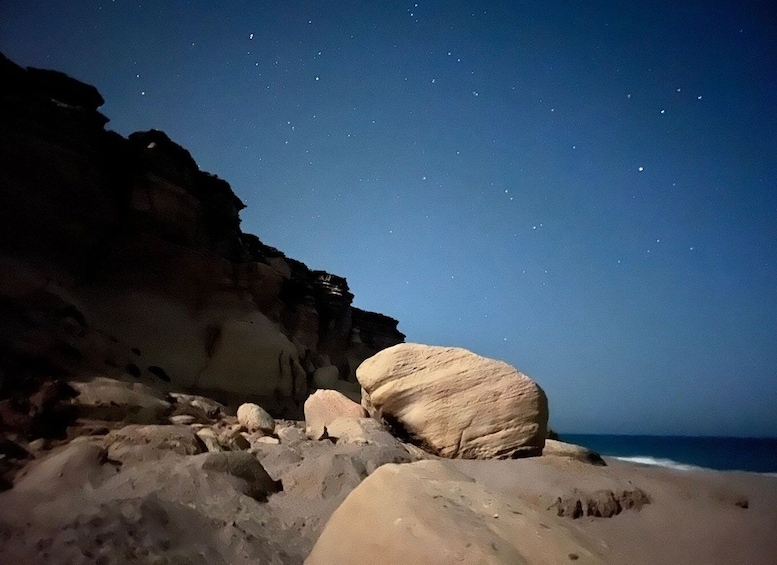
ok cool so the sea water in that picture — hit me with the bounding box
[562,434,777,474]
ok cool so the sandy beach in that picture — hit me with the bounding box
[447,456,777,564]
[4,421,775,564]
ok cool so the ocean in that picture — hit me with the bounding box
[561,434,777,474]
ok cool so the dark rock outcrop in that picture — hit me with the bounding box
[0,51,404,430]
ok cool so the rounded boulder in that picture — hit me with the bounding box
[356,343,548,459]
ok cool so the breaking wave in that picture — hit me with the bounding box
[613,456,706,471]
[615,456,777,476]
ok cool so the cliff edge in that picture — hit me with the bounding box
[0,52,404,430]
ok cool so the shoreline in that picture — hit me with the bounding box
[2,422,776,564]
[447,453,777,564]
[561,433,777,475]
[603,455,777,476]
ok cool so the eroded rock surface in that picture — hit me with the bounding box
[357,343,548,459]
[304,389,367,439]
[543,439,607,466]
[68,376,172,425]
[306,460,605,565]
[551,487,651,519]
[0,395,424,564]
[237,402,276,434]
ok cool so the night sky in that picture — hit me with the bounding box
[3,1,776,436]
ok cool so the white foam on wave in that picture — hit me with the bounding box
[613,456,705,472]
[614,456,777,475]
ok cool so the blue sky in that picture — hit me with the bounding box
[2,1,776,435]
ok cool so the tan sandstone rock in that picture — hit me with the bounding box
[237,403,276,435]
[325,417,395,446]
[356,343,548,459]
[188,311,308,404]
[194,427,224,452]
[304,389,367,439]
[196,451,281,501]
[68,376,171,425]
[305,460,603,565]
[103,424,204,464]
[169,392,226,422]
[543,439,606,466]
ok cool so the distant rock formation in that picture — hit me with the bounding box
[0,51,403,427]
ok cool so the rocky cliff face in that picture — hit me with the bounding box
[0,52,403,429]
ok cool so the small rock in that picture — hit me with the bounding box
[304,389,367,439]
[249,444,303,478]
[236,403,276,434]
[326,417,394,446]
[308,426,330,441]
[542,439,606,466]
[27,438,47,452]
[195,428,224,453]
[169,393,226,421]
[231,433,251,451]
[277,425,307,445]
[169,414,196,425]
[255,436,280,445]
[229,423,247,434]
[219,425,244,443]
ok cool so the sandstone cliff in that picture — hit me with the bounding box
[0,52,403,430]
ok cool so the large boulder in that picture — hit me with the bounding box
[306,460,603,565]
[356,343,548,459]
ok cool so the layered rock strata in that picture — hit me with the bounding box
[0,52,403,427]
[357,343,549,459]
